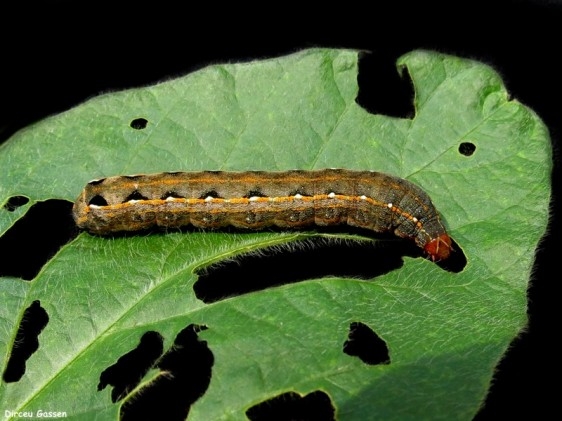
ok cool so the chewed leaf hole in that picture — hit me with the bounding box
[436,237,466,273]
[0,199,79,280]
[343,321,390,365]
[458,142,476,156]
[130,118,148,130]
[120,324,214,421]
[98,331,164,402]
[3,195,29,212]
[194,235,420,303]
[356,51,415,119]
[3,300,49,382]
[246,390,335,421]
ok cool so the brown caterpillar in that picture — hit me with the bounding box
[72,169,452,261]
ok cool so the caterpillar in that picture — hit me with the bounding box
[72,169,452,261]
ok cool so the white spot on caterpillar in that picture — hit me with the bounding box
[360,195,367,200]
[128,199,140,204]
[165,196,176,202]
[387,203,393,208]
[249,196,261,202]
[205,196,215,202]
[328,192,336,199]
[89,204,101,209]
[412,217,418,222]
[294,193,303,199]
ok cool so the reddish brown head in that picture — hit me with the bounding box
[424,234,452,261]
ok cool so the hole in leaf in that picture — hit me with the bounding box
[3,300,49,382]
[458,142,476,156]
[343,321,390,365]
[435,237,466,273]
[130,118,148,130]
[246,390,335,421]
[120,324,214,421]
[0,200,79,280]
[356,51,415,118]
[194,235,421,303]
[3,195,29,212]
[98,331,164,403]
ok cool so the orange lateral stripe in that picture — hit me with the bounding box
[86,193,427,231]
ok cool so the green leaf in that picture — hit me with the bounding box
[0,49,551,420]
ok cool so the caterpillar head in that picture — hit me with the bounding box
[424,234,452,261]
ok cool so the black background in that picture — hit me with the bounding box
[1,0,558,418]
